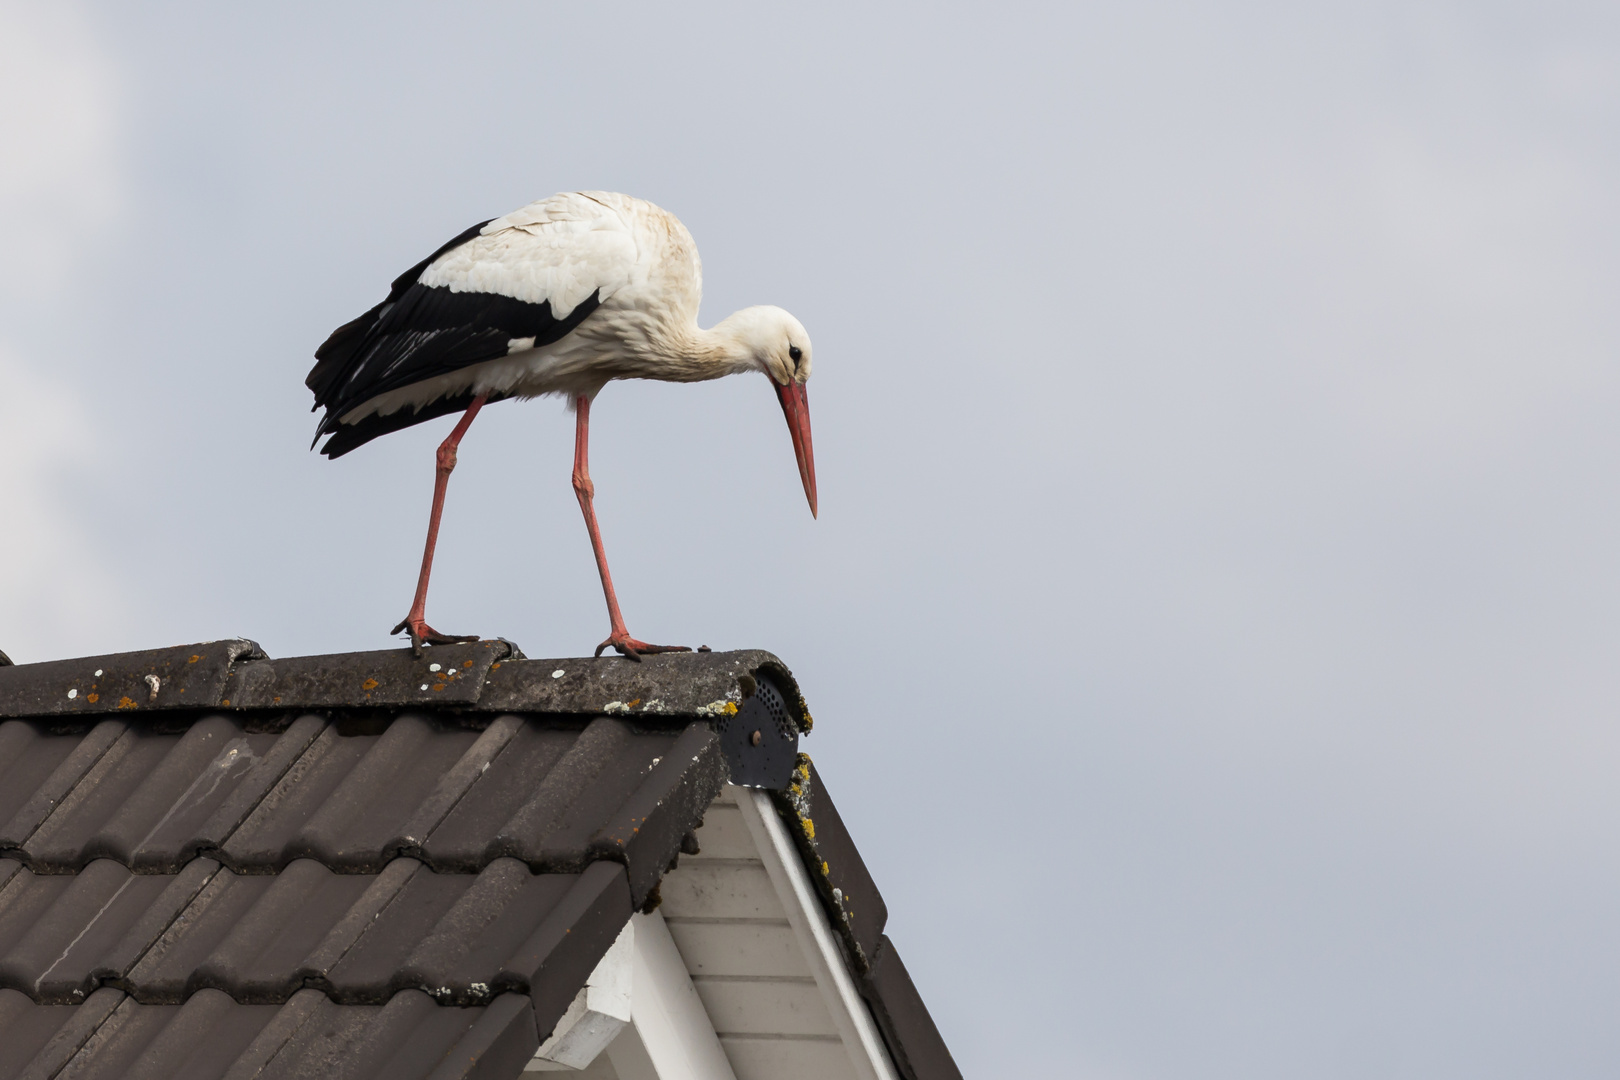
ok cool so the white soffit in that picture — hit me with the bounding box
[733,788,901,1080]
[526,785,900,1080]
[525,912,735,1080]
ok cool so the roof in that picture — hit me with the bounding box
[0,641,957,1080]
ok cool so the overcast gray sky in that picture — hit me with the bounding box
[5,1,1620,1075]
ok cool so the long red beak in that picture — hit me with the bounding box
[775,379,817,518]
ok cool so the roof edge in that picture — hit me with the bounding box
[770,757,963,1080]
[0,641,812,730]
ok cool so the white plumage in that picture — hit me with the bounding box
[422,193,641,315]
[307,191,818,658]
[317,191,810,434]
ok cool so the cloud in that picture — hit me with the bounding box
[1259,33,1620,460]
[0,1,121,295]
[0,344,132,661]
[0,1,128,659]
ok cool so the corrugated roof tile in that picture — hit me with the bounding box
[6,986,125,1080]
[419,724,585,872]
[0,721,124,848]
[0,986,515,1080]
[0,643,956,1080]
[0,859,185,1003]
[483,717,648,869]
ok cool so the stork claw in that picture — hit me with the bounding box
[392,616,480,659]
[594,634,692,662]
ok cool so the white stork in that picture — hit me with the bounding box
[307,191,816,659]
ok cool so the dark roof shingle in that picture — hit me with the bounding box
[0,642,757,1078]
[0,640,957,1080]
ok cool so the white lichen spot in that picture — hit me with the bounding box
[696,700,738,718]
[94,669,103,677]
[552,669,565,679]
[420,684,429,691]
[604,701,629,715]
[429,663,441,672]
[67,688,77,699]
[642,698,667,713]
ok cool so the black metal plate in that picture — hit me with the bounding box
[718,676,799,788]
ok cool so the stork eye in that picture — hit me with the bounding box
[789,345,803,362]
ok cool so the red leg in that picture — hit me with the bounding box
[572,394,690,661]
[392,395,487,655]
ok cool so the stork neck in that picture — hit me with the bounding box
[665,320,758,381]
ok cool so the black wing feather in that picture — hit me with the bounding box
[347,283,602,406]
[305,218,603,458]
[317,388,512,459]
[306,219,492,402]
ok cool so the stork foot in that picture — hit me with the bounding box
[392,616,480,658]
[595,634,692,663]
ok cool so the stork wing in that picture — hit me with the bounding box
[307,193,639,454]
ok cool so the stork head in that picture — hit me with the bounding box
[716,305,817,518]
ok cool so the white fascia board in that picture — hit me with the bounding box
[528,920,635,1071]
[624,910,739,1080]
[734,788,901,1080]
[528,911,738,1079]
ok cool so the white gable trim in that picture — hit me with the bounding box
[621,911,740,1080]
[526,912,737,1079]
[528,921,634,1070]
[527,786,900,1080]
[733,789,901,1080]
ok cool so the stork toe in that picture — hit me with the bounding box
[594,635,693,662]
[392,616,480,658]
